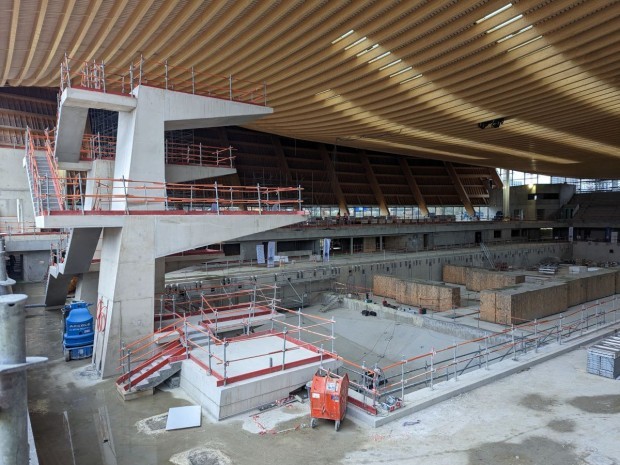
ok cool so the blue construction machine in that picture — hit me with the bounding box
[62,301,94,361]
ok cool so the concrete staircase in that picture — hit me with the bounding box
[320,293,342,313]
[45,227,102,306]
[116,341,187,400]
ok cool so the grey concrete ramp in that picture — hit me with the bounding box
[44,273,72,307]
[55,104,88,163]
[61,228,102,275]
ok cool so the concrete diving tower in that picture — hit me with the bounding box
[37,81,306,378]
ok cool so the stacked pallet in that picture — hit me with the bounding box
[442,265,525,291]
[480,282,568,325]
[587,336,620,379]
[373,275,460,311]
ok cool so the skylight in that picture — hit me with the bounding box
[379,59,402,71]
[497,25,532,43]
[400,74,423,84]
[475,3,512,24]
[368,51,390,63]
[507,35,542,51]
[486,14,523,33]
[344,37,367,50]
[356,44,378,57]
[331,30,354,45]
[389,66,412,78]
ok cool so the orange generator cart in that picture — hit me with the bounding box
[309,370,349,431]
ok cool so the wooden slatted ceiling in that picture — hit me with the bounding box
[1,0,619,178]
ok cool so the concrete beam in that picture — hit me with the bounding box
[160,87,272,131]
[271,136,293,184]
[444,162,475,216]
[319,144,348,214]
[61,87,137,112]
[360,152,389,216]
[165,165,236,183]
[399,158,429,216]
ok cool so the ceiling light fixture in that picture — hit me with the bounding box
[368,51,391,63]
[315,89,332,96]
[389,66,412,77]
[379,59,402,71]
[507,35,542,51]
[497,25,533,43]
[331,29,354,45]
[344,37,367,50]
[486,14,523,33]
[475,3,512,24]
[400,73,423,84]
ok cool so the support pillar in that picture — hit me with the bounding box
[75,271,99,306]
[502,170,511,217]
[350,237,354,255]
[155,257,166,295]
[0,294,46,465]
[93,218,157,378]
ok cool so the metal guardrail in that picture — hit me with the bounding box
[60,54,268,106]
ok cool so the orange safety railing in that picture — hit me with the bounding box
[30,172,303,215]
[164,140,235,167]
[60,54,268,106]
[80,133,117,161]
[25,128,66,215]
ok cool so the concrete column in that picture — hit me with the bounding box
[154,257,166,294]
[350,237,354,255]
[75,271,99,306]
[503,170,511,217]
[379,236,383,251]
[93,220,156,377]
[0,294,28,465]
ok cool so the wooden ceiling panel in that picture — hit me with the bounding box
[1,0,618,178]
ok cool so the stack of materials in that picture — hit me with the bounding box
[442,265,525,291]
[587,336,620,379]
[373,275,460,311]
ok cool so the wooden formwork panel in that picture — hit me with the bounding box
[479,283,567,325]
[479,291,496,322]
[442,265,467,285]
[465,269,525,292]
[564,270,617,307]
[373,275,460,311]
[585,272,616,301]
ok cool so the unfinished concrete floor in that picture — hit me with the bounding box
[22,282,620,465]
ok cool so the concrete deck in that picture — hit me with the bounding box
[181,332,340,419]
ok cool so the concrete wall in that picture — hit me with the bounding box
[572,242,620,263]
[0,147,35,222]
[22,250,49,282]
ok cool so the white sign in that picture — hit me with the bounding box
[267,241,276,268]
[323,238,331,262]
[568,226,574,242]
[256,244,265,264]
